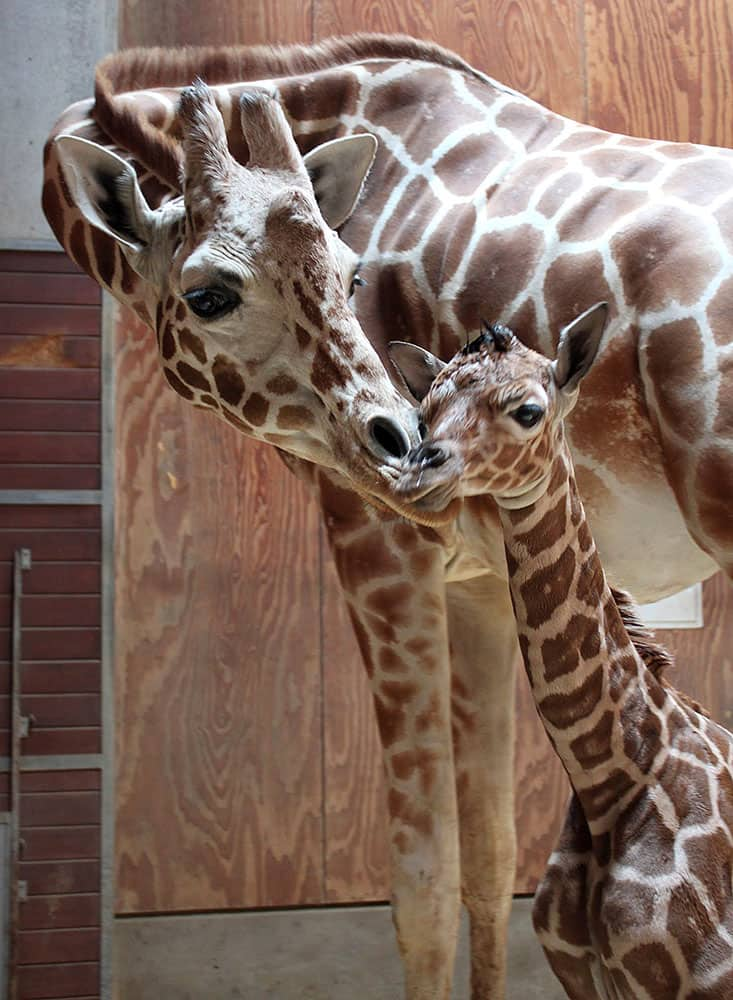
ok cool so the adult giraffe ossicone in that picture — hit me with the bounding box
[42,34,733,1000]
[393,307,733,998]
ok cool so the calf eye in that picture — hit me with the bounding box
[511,403,544,428]
[183,287,239,320]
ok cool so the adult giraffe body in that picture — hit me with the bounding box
[42,35,733,1000]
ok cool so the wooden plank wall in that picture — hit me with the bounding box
[0,249,103,998]
[115,0,733,911]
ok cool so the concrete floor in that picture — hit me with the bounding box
[116,898,565,999]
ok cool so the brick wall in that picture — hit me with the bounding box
[0,249,103,1000]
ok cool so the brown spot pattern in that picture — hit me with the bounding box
[160,324,176,360]
[311,342,350,394]
[539,666,604,730]
[611,206,718,311]
[379,175,442,253]
[434,133,510,197]
[569,710,614,769]
[179,329,207,364]
[334,533,402,594]
[276,405,313,430]
[176,361,211,392]
[645,318,706,443]
[163,367,194,401]
[518,544,576,629]
[541,613,597,683]
[266,373,298,395]
[242,392,269,426]
[212,355,245,406]
[557,187,646,243]
[623,942,681,995]
[456,224,545,330]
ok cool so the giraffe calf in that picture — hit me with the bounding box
[392,303,733,999]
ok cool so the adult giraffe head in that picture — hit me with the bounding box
[391,302,609,513]
[53,81,418,495]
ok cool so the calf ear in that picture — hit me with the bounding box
[303,133,377,228]
[388,342,446,402]
[553,302,609,394]
[55,135,155,252]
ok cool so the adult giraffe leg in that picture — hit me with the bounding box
[446,574,519,1000]
[318,470,461,1000]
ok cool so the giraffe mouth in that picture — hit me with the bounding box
[357,461,462,525]
[391,463,462,513]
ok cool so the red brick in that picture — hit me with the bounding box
[18,565,101,596]
[0,400,100,433]
[0,251,81,274]
[21,860,100,896]
[21,894,100,932]
[23,663,101,695]
[0,303,100,337]
[23,728,101,757]
[22,772,100,793]
[0,629,101,662]
[18,961,99,998]
[0,273,100,306]
[21,791,100,827]
[0,507,100,530]
[18,929,99,965]
[0,531,100,562]
[0,433,100,465]
[22,826,100,862]
[0,467,100,490]
[0,695,100,729]
[0,369,100,400]
[0,595,101,628]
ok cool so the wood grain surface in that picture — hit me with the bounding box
[113,0,733,909]
[585,0,733,146]
[113,308,325,911]
[314,0,584,119]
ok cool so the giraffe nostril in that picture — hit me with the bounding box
[414,442,448,469]
[367,416,411,460]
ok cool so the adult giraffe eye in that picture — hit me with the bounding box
[349,266,367,298]
[511,404,544,428]
[183,287,239,320]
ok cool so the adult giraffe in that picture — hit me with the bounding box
[42,34,733,1000]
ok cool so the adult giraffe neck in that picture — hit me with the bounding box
[498,447,670,833]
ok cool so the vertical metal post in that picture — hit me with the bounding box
[8,548,31,1000]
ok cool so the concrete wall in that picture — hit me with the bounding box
[0,0,117,249]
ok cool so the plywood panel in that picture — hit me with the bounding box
[585,0,733,146]
[314,0,584,119]
[114,307,325,912]
[115,0,325,919]
[120,1,313,49]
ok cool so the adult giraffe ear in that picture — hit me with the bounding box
[303,133,378,229]
[553,301,609,394]
[388,342,446,402]
[54,134,155,253]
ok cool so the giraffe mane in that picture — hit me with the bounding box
[93,34,486,188]
[611,587,710,717]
